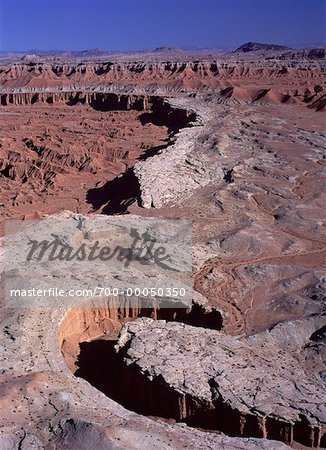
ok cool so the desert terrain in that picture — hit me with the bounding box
[0,44,325,449]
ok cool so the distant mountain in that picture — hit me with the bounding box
[24,49,63,55]
[153,47,184,53]
[280,48,326,60]
[235,42,291,53]
[70,48,106,57]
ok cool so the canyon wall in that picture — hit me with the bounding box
[1,60,325,110]
[1,61,325,90]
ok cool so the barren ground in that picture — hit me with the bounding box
[0,51,325,449]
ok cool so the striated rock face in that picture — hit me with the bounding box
[0,91,197,122]
[0,59,325,111]
[0,60,324,87]
[0,91,151,109]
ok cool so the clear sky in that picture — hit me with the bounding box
[0,0,325,52]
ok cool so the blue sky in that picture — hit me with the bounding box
[0,0,325,51]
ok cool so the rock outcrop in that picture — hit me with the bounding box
[0,211,291,450]
[235,42,291,53]
[109,316,326,447]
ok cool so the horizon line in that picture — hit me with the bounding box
[1,41,326,55]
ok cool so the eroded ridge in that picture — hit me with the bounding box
[63,314,326,448]
[0,59,325,111]
[0,92,196,223]
[58,300,223,372]
[57,97,325,447]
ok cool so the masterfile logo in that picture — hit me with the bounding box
[4,214,193,309]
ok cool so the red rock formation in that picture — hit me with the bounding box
[0,93,195,224]
[0,60,325,111]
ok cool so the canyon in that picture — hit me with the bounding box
[0,49,325,449]
[0,91,194,222]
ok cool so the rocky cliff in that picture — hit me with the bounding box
[0,60,325,92]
